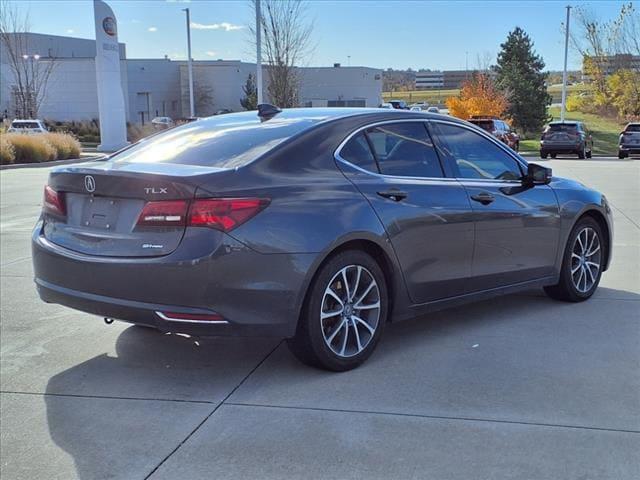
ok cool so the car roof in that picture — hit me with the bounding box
[549,121,580,125]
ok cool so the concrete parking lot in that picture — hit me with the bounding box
[1,157,639,479]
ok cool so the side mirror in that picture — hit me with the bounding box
[526,163,552,185]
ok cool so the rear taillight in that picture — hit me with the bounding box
[43,185,66,217]
[136,200,189,226]
[188,198,269,232]
[136,198,269,232]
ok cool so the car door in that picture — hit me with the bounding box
[430,120,561,292]
[335,120,474,303]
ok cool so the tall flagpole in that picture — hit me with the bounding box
[561,5,571,122]
[256,0,263,105]
[184,7,195,117]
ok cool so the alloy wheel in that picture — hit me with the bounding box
[320,265,381,358]
[571,227,602,293]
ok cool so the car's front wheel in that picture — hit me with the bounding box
[287,250,387,371]
[544,216,605,302]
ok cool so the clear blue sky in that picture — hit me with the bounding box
[20,0,623,70]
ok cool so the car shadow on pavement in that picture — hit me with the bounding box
[43,287,639,479]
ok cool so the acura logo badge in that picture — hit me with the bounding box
[84,175,96,193]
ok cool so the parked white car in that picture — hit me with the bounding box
[7,119,47,134]
[151,116,174,130]
[379,103,394,109]
[426,106,440,113]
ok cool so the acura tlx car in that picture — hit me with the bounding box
[32,106,613,371]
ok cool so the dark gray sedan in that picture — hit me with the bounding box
[32,108,613,371]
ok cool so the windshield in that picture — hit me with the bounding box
[110,112,318,168]
[625,124,640,132]
[470,120,494,132]
[12,122,40,129]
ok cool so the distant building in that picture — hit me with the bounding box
[414,69,491,90]
[582,54,640,80]
[0,33,382,123]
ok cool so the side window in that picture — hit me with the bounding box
[432,123,523,181]
[365,123,444,178]
[339,132,378,172]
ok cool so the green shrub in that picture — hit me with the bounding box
[0,134,15,164]
[43,132,81,159]
[4,133,56,163]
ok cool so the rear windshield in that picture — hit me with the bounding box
[625,124,640,132]
[470,120,494,131]
[110,113,317,168]
[547,124,579,132]
[12,122,40,129]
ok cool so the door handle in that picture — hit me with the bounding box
[377,190,408,202]
[470,192,495,205]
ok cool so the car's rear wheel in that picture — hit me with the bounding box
[287,250,387,371]
[578,145,586,159]
[618,150,627,159]
[551,153,557,159]
[540,151,548,159]
[544,216,604,302]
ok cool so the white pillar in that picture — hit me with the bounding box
[184,8,195,117]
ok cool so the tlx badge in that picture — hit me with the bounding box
[144,187,168,194]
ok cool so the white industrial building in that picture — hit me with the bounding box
[1,33,382,123]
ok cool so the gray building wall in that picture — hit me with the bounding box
[298,66,382,107]
[127,59,181,123]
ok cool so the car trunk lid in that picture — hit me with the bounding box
[42,162,226,257]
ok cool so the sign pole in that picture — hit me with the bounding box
[184,7,195,117]
[561,5,571,122]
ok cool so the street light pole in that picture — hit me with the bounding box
[183,7,195,117]
[561,5,571,122]
[256,0,263,105]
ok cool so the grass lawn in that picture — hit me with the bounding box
[383,84,588,105]
[520,107,625,155]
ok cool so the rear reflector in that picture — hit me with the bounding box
[188,198,269,232]
[136,197,269,232]
[136,200,189,226]
[156,311,226,323]
[43,185,66,217]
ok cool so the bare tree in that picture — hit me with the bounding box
[0,1,56,118]
[249,0,313,108]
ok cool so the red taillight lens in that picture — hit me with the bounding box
[136,200,189,226]
[188,198,269,232]
[43,185,66,217]
[135,198,269,231]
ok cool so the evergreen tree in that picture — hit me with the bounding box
[240,74,258,111]
[494,27,551,134]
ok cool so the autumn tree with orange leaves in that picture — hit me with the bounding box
[446,73,508,120]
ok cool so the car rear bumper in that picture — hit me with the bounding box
[619,145,640,154]
[32,223,316,337]
[540,143,583,153]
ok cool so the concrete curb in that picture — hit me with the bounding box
[0,155,106,171]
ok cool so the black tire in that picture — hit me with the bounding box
[544,216,605,302]
[540,151,548,159]
[514,141,520,152]
[578,145,586,159]
[586,149,592,159]
[287,250,388,371]
[551,153,557,159]
[618,151,627,159]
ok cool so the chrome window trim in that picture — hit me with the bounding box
[334,117,529,185]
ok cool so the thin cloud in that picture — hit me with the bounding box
[66,29,74,34]
[205,51,217,57]
[166,0,191,3]
[148,27,158,32]
[190,22,244,32]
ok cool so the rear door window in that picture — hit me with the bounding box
[339,132,378,172]
[365,122,444,178]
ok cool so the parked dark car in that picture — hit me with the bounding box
[388,100,409,110]
[540,121,593,159]
[468,117,520,151]
[618,122,640,159]
[32,108,613,371]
